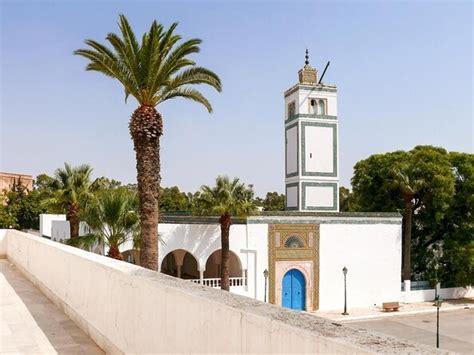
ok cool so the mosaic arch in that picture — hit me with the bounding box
[268,224,319,311]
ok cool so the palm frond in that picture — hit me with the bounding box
[74,15,221,107]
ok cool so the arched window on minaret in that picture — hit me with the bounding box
[318,100,326,115]
[310,99,317,114]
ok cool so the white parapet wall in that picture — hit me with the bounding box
[0,229,442,354]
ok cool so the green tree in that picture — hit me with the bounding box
[0,178,46,230]
[160,186,190,212]
[195,176,255,290]
[49,163,94,238]
[339,186,354,212]
[90,177,122,192]
[67,188,139,260]
[262,192,285,211]
[75,15,221,270]
[352,146,456,281]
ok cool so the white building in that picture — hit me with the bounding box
[47,53,403,312]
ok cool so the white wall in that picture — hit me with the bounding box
[304,125,334,173]
[319,223,402,311]
[51,220,90,242]
[286,125,298,174]
[3,229,437,354]
[400,286,474,303]
[39,214,66,237]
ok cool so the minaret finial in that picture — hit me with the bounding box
[305,49,309,66]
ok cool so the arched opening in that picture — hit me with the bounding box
[203,249,245,288]
[122,249,140,265]
[310,99,317,114]
[318,100,326,115]
[161,249,199,279]
[204,249,242,278]
[282,269,306,311]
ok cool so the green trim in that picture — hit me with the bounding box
[285,113,337,125]
[302,182,338,211]
[285,182,299,210]
[301,122,338,177]
[285,122,299,178]
[284,84,337,98]
[160,212,402,225]
[248,218,402,225]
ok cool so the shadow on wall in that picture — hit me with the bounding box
[160,224,221,269]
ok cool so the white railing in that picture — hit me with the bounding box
[189,277,245,288]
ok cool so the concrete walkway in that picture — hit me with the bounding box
[0,260,103,354]
[314,298,474,322]
[347,309,474,354]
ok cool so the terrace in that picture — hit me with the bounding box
[0,229,445,354]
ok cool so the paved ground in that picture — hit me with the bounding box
[315,298,474,321]
[346,309,474,354]
[0,260,104,354]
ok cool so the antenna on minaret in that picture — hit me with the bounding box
[305,49,310,66]
[318,61,330,84]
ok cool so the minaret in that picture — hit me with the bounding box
[284,50,339,212]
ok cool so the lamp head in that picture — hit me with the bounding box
[263,269,269,278]
[342,266,348,275]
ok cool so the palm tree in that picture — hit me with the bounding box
[195,176,255,291]
[67,188,139,260]
[74,15,221,270]
[392,167,425,282]
[51,163,93,238]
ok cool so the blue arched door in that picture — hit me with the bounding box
[282,269,306,310]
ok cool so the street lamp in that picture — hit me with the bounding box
[433,296,443,348]
[263,269,269,302]
[342,266,349,315]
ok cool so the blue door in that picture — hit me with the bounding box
[282,269,306,311]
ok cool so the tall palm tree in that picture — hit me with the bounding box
[392,167,425,282]
[74,15,221,270]
[196,176,255,291]
[67,188,139,260]
[51,163,93,238]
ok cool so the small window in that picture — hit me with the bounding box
[288,102,296,119]
[284,236,305,248]
[318,100,326,115]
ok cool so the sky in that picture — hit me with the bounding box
[0,0,472,197]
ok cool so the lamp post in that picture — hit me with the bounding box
[342,266,348,315]
[263,269,269,302]
[434,296,443,348]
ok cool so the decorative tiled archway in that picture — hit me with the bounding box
[268,224,319,311]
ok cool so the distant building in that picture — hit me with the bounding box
[0,171,34,200]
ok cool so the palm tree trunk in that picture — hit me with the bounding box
[219,211,232,291]
[67,203,80,238]
[402,195,413,281]
[107,245,124,260]
[129,105,162,271]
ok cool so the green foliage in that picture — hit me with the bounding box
[0,179,48,230]
[67,188,139,252]
[195,176,256,217]
[90,177,122,193]
[47,163,94,214]
[339,186,355,212]
[351,146,472,286]
[261,192,285,212]
[74,14,222,110]
[160,186,190,212]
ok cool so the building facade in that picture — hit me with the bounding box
[46,53,403,312]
